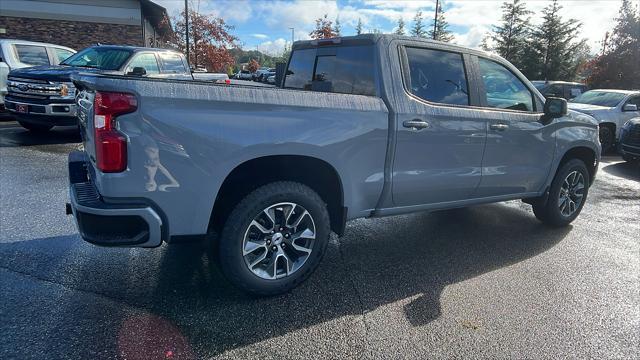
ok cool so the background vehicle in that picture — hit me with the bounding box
[532,80,587,100]
[568,89,640,153]
[5,45,195,132]
[68,34,600,296]
[0,39,75,111]
[261,69,276,83]
[619,117,640,162]
[234,69,253,80]
[254,67,271,81]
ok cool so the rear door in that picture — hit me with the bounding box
[390,44,486,206]
[157,52,192,80]
[473,56,554,197]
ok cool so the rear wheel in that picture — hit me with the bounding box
[18,121,53,133]
[599,125,614,154]
[533,159,590,226]
[218,181,330,296]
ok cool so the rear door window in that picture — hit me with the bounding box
[478,57,534,112]
[284,45,376,96]
[159,53,187,73]
[404,47,469,106]
[53,48,74,63]
[14,45,50,66]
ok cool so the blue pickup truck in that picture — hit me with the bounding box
[68,34,600,295]
[5,45,205,132]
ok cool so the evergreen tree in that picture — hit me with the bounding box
[428,1,454,42]
[356,18,363,35]
[334,17,342,36]
[395,18,406,35]
[587,0,640,88]
[488,0,532,70]
[411,11,426,38]
[521,0,588,80]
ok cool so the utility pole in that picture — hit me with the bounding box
[289,27,295,51]
[184,0,190,67]
[433,0,439,40]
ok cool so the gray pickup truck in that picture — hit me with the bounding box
[68,34,600,296]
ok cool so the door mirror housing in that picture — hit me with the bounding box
[127,67,147,76]
[622,103,638,112]
[544,97,567,118]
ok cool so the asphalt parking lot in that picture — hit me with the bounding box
[1,120,638,359]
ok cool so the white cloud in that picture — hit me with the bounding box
[251,33,269,39]
[257,38,289,56]
[454,24,490,48]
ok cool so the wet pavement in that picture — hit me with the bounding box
[1,120,639,359]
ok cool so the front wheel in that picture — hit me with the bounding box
[18,121,53,132]
[218,181,330,296]
[532,159,590,226]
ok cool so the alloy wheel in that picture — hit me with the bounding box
[242,202,316,280]
[558,170,585,217]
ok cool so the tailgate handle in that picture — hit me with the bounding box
[490,123,509,131]
[403,119,430,130]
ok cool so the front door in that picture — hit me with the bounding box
[474,56,554,197]
[391,46,486,206]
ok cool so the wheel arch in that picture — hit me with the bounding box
[556,146,598,186]
[210,155,347,236]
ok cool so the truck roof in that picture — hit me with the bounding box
[531,80,585,86]
[0,38,75,52]
[88,44,182,54]
[292,34,495,57]
[587,89,639,95]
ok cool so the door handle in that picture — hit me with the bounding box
[490,123,509,131]
[403,119,430,130]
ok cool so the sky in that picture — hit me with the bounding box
[153,0,629,56]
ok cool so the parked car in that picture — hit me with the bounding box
[234,70,253,80]
[261,69,276,83]
[0,39,75,111]
[568,89,640,153]
[532,81,587,100]
[254,67,271,81]
[266,74,276,84]
[619,117,640,163]
[5,45,194,132]
[68,34,600,296]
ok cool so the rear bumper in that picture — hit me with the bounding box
[68,151,164,247]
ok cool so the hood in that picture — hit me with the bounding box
[567,102,613,112]
[566,102,615,120]
[8,65,106,83]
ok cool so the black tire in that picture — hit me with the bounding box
[622,153,638,163]
[599,125,614,154]
[218,181,331,296]
[18,121,53,132]
[532,159,590,227]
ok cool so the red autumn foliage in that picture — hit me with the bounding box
[162,10,238,72]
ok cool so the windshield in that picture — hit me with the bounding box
[570,91,626,107]
[61,47,132,70]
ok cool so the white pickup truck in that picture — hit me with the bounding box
[0,39,75,111]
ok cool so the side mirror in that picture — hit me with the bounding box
[127,67,147,76]
[622,103,638,112]
[544,97,567,118]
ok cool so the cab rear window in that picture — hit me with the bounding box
[284,45,376,96]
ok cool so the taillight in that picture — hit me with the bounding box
[93,91,137,173]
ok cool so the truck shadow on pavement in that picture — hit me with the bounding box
[600,160,640,181]
[0,203,570,358]
[0,122,80,147]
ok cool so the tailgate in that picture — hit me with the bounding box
[75,90,96,166]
